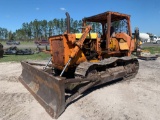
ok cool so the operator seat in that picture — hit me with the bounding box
[110,26,116,37]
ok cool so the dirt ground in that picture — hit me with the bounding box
[0,58,160,120]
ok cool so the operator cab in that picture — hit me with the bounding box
[82,11,132,51]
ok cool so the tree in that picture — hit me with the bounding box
[8,31,14,40]
[15,29,26,40]
[41,20,48,39]
[33,19,41,39]
[53,18,59,35]
[27,22,33,40]
[3,28,8,39]
[48,20,54,36]
[0,27,8,40]
[12,16,101,40]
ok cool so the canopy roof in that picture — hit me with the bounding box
[83,11,130,23]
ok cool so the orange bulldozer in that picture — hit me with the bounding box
[19,11,139,118]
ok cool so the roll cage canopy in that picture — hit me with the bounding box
[82,11,132,51]
[83,11,130,23]
[82,11,132,38]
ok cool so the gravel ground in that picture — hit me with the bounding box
[0,58,160,120]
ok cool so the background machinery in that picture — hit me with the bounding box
[0,43,4,58]
[19,11,139,118]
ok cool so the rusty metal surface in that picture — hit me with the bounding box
[65,80,100,105]
[70,25,92,58]
[82,11,133,55]
[65,12,70,33]
[19,57,139,119]
[18,11,140,119]
[67,56,139,91]
[83,11,130,23]
[66,57,139,104]
[66,67,126,105]
[51,38,64,66]
[19,61,65,119]
[75,56,137,77]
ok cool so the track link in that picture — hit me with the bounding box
[75,56,139,79]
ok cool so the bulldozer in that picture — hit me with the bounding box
[19,11,139,118]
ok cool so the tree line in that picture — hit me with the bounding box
[0,27,8,40]
[0,18,101,41]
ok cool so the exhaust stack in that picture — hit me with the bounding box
[65,12,70,33]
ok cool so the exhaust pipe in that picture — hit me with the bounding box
[134,27,139,40]
[65,12,70,33]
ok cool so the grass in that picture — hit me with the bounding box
[142,47,160,54]
[0,40,51,62]
[1,40,160,62]
[19,41,34,45]
[0,52,50,62]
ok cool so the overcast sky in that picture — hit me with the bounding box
[0,0,160,35]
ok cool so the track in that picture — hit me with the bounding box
[64,57,139,92]
[75,56,139,80]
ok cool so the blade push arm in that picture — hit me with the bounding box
[60,25,92,77]
[70,25,92,58]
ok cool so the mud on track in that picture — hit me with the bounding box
[0,59,160,120]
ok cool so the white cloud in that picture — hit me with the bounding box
[36,7,40,11]
[60,7,66,11]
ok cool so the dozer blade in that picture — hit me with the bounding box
[19,61,65,119]
[18,57,139,119]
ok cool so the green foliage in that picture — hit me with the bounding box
[0,17,102,41]
[0,27,8,40]
[8,31,14,40]
[143,47,160,54]
[0,52,50,62]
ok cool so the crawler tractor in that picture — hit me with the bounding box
[19,11,139,118]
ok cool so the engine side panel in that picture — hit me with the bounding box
[49,35,64,67]
[49,34,87,70]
